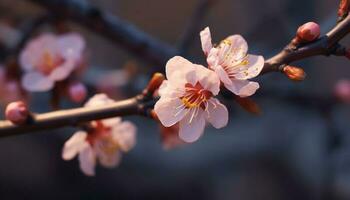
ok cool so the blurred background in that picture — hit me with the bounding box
[0,0,349,199]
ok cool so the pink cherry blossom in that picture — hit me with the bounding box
[67,82,87,103]
[154,56,228,143]
[62,94,136,176]
[20,33,85,92]
[200,27,264,97]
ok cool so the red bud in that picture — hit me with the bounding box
[283,66,306,81]
[5,101,29,125]
[296,22,320,42]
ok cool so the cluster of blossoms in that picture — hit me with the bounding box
[62,94,137,176]
[154,27,264,143]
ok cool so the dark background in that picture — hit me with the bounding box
[0,0,349,199]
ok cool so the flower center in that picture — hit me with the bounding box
[37,50,64,75]
[86,121,112,145]
[180,82,213,109]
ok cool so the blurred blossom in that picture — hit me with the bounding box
[19,33,86,92]
[334,79,350,103]
[154,56,228,143]
[62,94,136,176]
[200,27,264,97]
[159,123,186,150]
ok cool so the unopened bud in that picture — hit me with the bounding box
[335,79,350,103]
[68,82,87,103]
[296,22,320,42]
[5,101,29,125]
[143,73,165,96]
[283,66,306,81]
[338,0,350,19]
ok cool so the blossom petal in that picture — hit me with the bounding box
[154,97,187,127]
[58,33,85,59]
[232,55,264,80]
[62,131,87,160]
[200,27,213,55]
[218,34,248,62]
[179,110,206,143]
[85,93,115,107]
[225,79,259,97]
[213,65,232,85]
[22,72,54,92]
[195,64,220,95]
[102,117,122,127]
[207,48,219,68]
[206,98,228,129]
[165,56,197,87]
[97,148,121,168]
[113,121,137,152]
[78,143,96,176]
[49,59,76,81]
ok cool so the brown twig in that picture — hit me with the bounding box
[261,11,350,74]
[28,0,178,67]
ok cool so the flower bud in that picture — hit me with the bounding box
[296,22,320,42]
[234,96,261,115]
[283,66,306,81]
[68,82,87,103]
[334,79,350,103]
[338,0,350,19]
[143,73,165,96]
[5,101,29,125]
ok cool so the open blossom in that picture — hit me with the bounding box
[154,56,228,143]
[20,33,85,92]
[200,27,264,97]
[62,94,136,176]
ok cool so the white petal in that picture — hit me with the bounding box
[154,96,187,127]
[22,72,54,92]
[165,56,197,87]
[49,59,76,81]
[207,48,220,68]
[219,34,248,61]
[195,64,221,95]
[225,79,259,97]
[78,143,96,176]
[213,65,232,85]
[102,117,122,127]
[85,93,115,107]
[58,33,85,59]
[179,110,206,143]
[232,55,264,80]
[206,98,228,129]
[113,121,137,152]
[62,131,87,160]
[200,27,213,55]
[96,148,121,168]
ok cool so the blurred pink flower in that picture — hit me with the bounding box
[334,79,350,103]
[62,94,136,176]
[154,56,228,143]
[200,27,264,97]
[67,82,87,103]
[20,33,85,92]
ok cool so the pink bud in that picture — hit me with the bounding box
[68,82,87,103]
[334,80,350,103]
[5,101,29,124]
[297,22,320,42]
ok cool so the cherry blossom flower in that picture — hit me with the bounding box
[62,94,136,176]
[19,33,85,92]
[200,27,264,97]
[154,56,228,143]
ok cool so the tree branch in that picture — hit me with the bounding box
[0,96,145,137]
[28,0,178,67]
[261,11,350,74]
